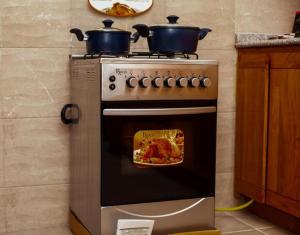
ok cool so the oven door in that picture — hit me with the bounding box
[101,103,216,206]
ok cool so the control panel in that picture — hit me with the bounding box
[101,59,218,101]
[124,75,212,89]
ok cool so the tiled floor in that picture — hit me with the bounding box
[0,211,296,235]
[215,211,296,234]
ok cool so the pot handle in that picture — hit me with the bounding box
[167,15,179,24]
[198,28,212,40]
[70,28,86,41]
[132,24,150,37]
[131,32,140,43]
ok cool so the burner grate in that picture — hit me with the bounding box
[71,51,199,60]
[128,51,199,60]
[80,52,129,59]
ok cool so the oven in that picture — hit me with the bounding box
[66,57,218,235]
[101,101,217,206]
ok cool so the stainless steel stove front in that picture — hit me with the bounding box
[101,197,215,235]
[68,57,218,235]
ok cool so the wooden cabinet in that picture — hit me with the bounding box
[267,68,300,218]
[235,47,300,219]
[235,57,269,203]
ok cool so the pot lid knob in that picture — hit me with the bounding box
[103,19,114,28]
[167,15,179,24]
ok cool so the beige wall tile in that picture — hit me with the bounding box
[216,112,236,173]
[198,50,237,113]
[0,0,71,48]
[6,184,69,232]
[0,120,4,187]
[216,172,240,208]
[166,0,235,50]
[2,226,72,235]
[0,13,2,48]
[236,0,300,34]
[0,48,70,118]
[70,47,86,55]
[0,189,7,233]
[3,118,70,187]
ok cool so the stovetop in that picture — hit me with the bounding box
[70,51,199,60]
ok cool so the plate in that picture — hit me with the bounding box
[89,0,153,17]
[133,150,183,167]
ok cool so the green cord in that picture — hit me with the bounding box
[215,199,254,212]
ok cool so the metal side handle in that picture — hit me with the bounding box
[103,106,216,116]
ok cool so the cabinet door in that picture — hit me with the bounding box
[267,69,300,218]
[235,54,269,203]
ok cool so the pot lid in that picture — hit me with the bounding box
[89,19,131,33]
[149,15,200,30]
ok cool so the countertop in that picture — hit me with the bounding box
[235,33,300,48]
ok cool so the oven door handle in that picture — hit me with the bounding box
[103,106,216,116]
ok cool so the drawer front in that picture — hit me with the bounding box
[271,52,300,68]
[238,53,269,68]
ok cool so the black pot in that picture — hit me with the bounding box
[132,15,211,54]
[70,19,139,55]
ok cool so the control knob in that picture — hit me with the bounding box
[126,76,138,88]
[176,77,188,88]
[139,76,151,88]
[164,77,176,88]
[200,77,212,88]
[152,76,163,88]
[189,77,200,87]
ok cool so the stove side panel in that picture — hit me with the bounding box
[70,59,101,234]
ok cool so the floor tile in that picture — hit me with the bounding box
[228,211,273,229]
[259,227,297,235]
[225,230,263,235]
[215,212,251,233]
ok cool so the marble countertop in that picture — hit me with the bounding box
[235,33,300,48]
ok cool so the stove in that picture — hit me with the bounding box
[63,53,218,235]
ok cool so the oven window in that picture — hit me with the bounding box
[101,112,216,206]
[133,129,184,167]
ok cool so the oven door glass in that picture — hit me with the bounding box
[101,106,216,206]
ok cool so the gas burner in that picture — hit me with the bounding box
[81,52,129,59]
[128,51,199,60]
